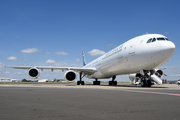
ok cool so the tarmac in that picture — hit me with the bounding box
[0,83,180,120]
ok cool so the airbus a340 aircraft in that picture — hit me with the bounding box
[6,34,175,87]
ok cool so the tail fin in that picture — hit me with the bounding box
[82,51,86,66]
[2,63,6,67]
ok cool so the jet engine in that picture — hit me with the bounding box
[129,73,141,81]
[28,67,40,79]
[129,73,141,84]
[64,70,77,82]
[155,69,163,78]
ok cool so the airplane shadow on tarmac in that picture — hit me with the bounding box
[85,84,168,88]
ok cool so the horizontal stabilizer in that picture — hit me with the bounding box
[150,74,162,85]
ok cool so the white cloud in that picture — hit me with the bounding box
[165,32,169,34]
[76,59,80,62]
[53,62,69,66]
[56,52,68,55]
[0,62,4,67]
[46,59,55,64]
[88,49,105,56]
[21,48,39,53]
[15,72,21,75]
[169,74,180,77]
[7,56,17,61]
[45,59,69,66]
[46,52,51,54]
[107,43,115,46]
[5,71,10,74]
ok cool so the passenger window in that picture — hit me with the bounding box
[157,38,165,41]
[152,38,156,42]
[147,38,152,43]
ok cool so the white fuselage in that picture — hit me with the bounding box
[84,34,175,79]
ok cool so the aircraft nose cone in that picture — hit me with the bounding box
[168,41,176,50]
[161,41,175,51]
[161,41,176,59]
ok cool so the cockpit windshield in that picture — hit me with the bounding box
[147,37,170,43]
[147,38,152,43]
[157,38,165,41]
[165,38,169,41]
[152,38,156,42]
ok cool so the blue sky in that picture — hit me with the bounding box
[0,0,180,81]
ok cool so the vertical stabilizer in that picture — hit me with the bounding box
[82,51,86,66]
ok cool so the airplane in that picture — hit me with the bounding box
[6,34,175,87]
[177,80,180,85]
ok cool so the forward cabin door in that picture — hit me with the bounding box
[129,39,137,54]
[127,38,138,71]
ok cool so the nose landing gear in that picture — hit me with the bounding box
[140,71,152,87]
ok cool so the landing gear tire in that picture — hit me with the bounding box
[93,81,100,85]
[97,81,100,85]
[109,81,112,85]
[141,80,146,87]
[77,81,80,85]
[81,81,84,85]
[146,80,151,87]
[109,76,117,86]
[114,81,117,85]
[77,72,85,85]
[109,81,117,86]
[77,81,85,85]
[93,81,96,85]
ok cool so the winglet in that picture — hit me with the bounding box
[82,51,86,66]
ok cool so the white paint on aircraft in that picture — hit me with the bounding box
[6,34,175,87]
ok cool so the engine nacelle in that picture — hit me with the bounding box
[129,73,141,82]
[28,67,40,79]
[64,70,77,82]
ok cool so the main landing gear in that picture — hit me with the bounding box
[77,72,84,85]
[93,79,100,85]
[77,73,117,86]
[109,76,117,86]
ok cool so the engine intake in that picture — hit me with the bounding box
[129,73,141,82]
[64,70,76,82]
[28,67,40,79]
[155,69,163,78]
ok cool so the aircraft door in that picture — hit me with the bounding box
[129,39,138,54]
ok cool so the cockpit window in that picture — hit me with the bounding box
[152,38,156,42]
[147,38,152,43]
[165,38,169,41]
[147,38,156,43]
[157,38,165,41]
[147,37,170,44]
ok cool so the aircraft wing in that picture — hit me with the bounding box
[165,74,180,77]
[5,66,97,73]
